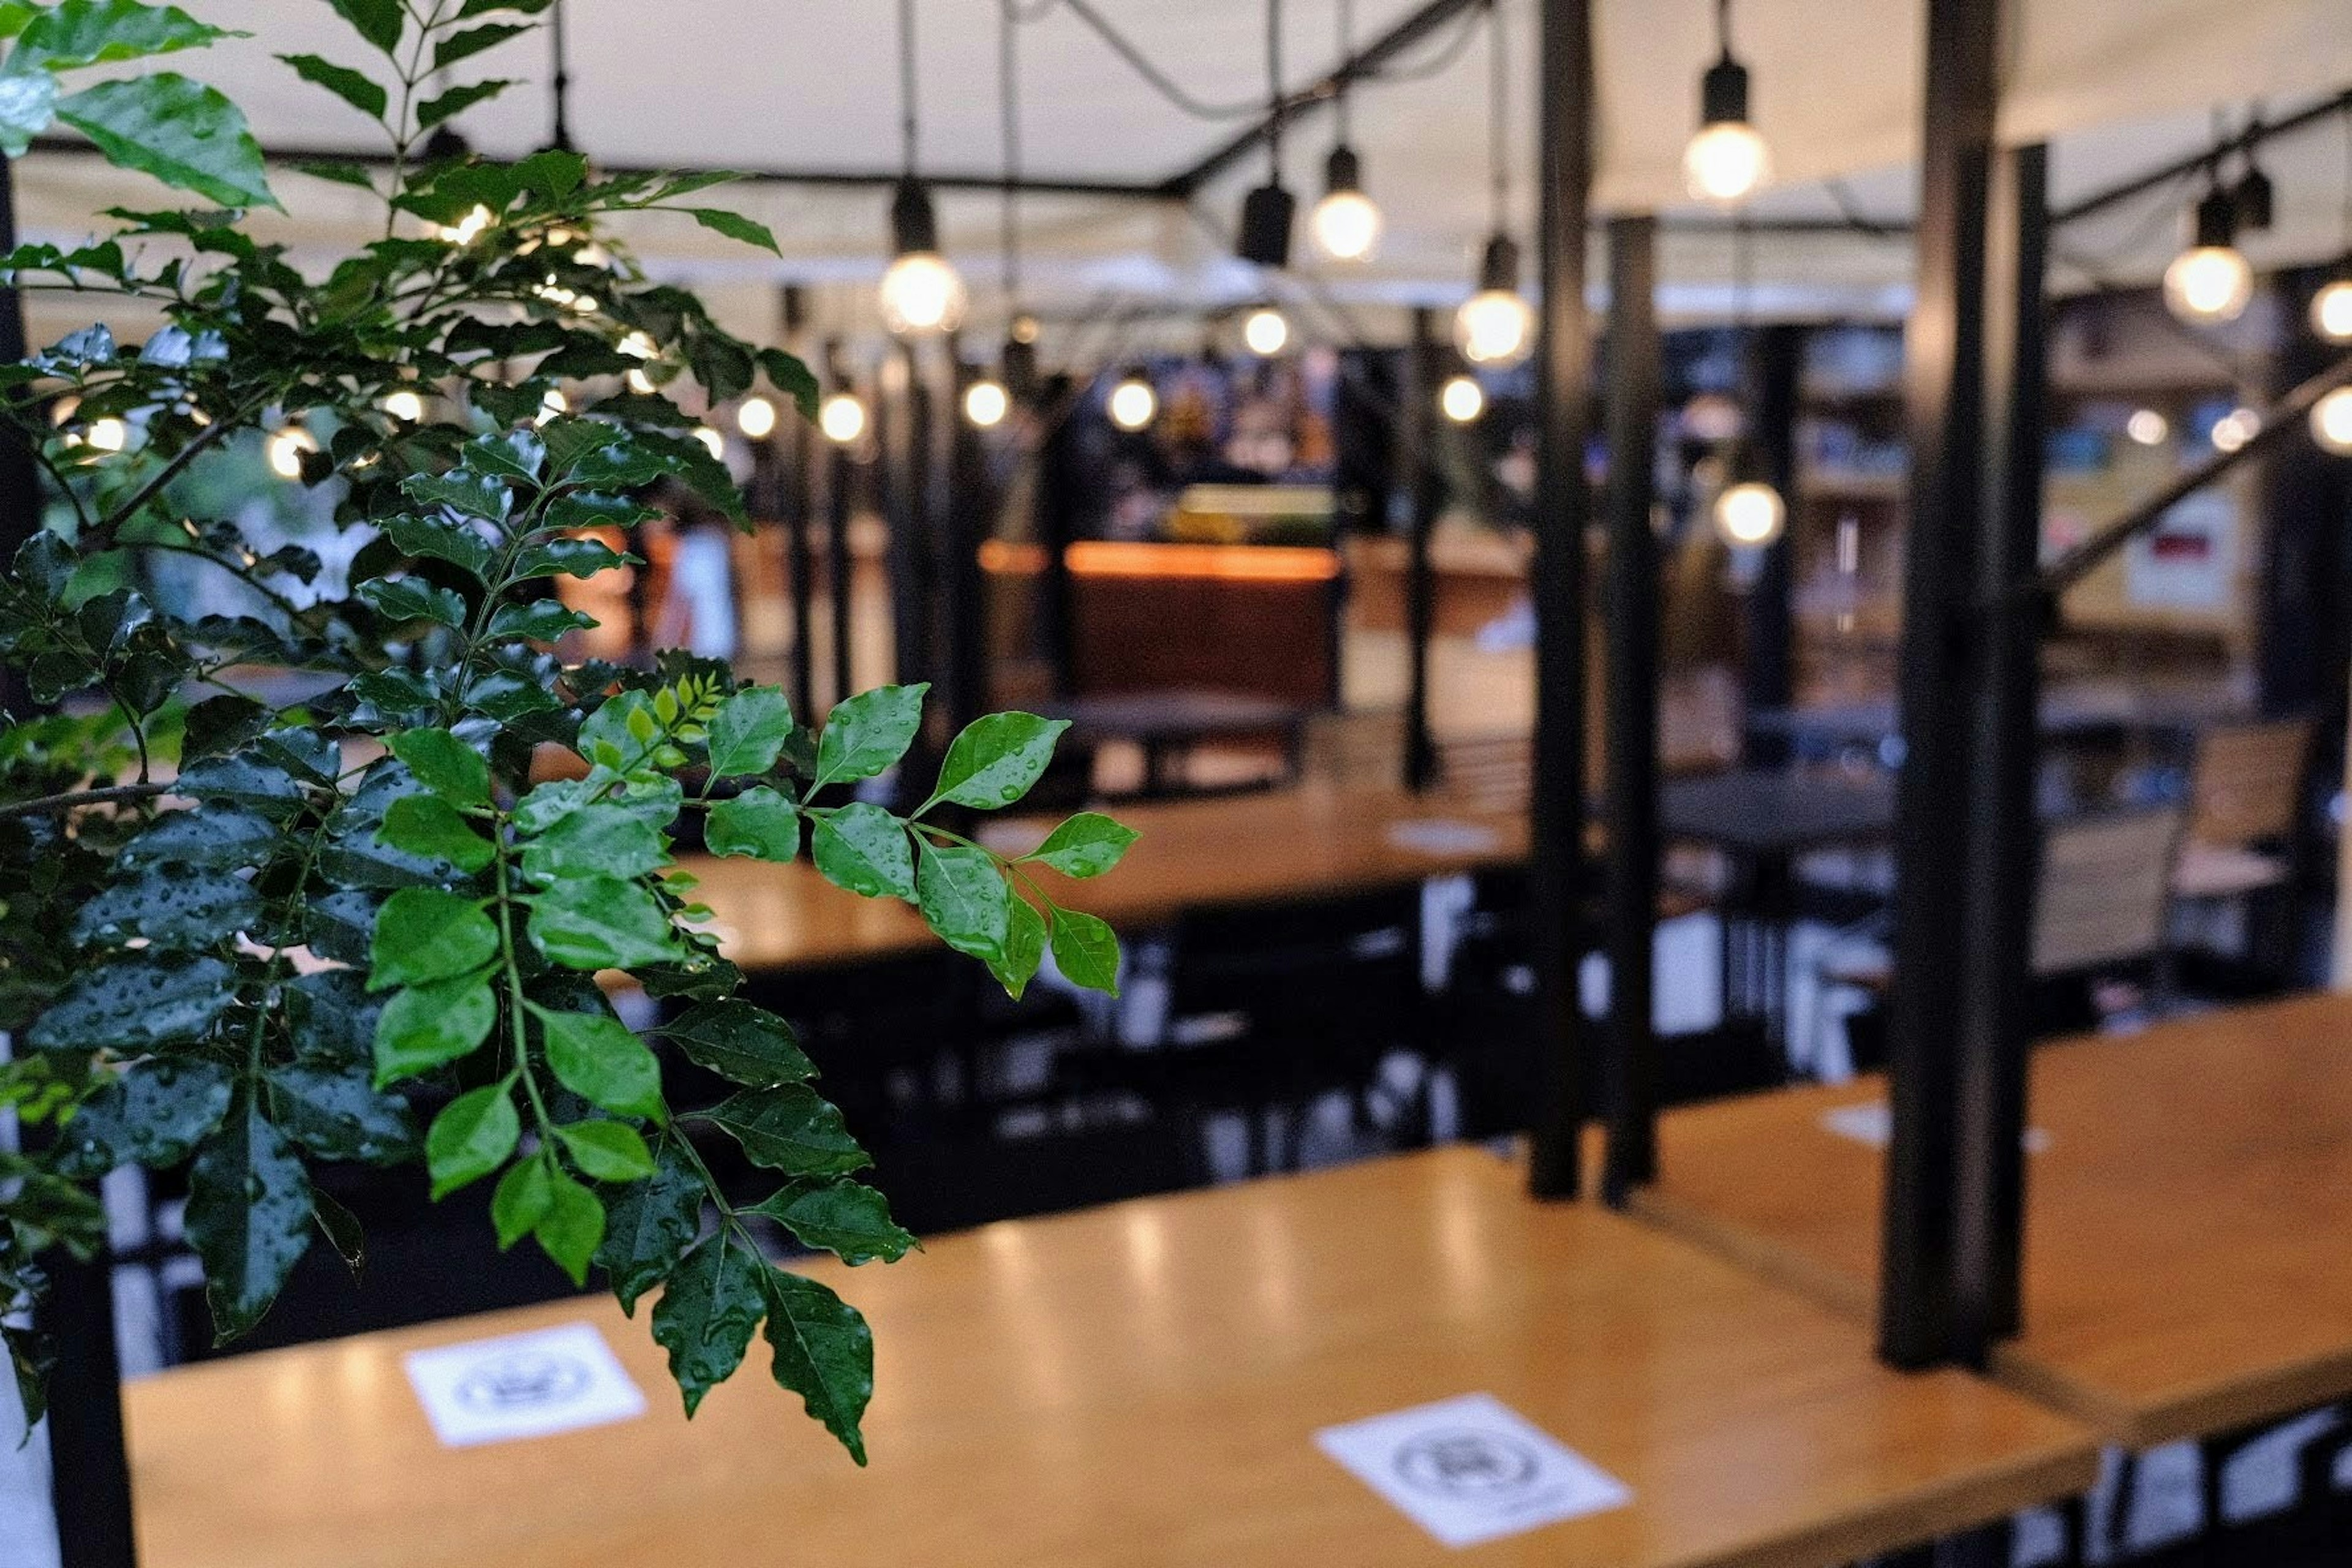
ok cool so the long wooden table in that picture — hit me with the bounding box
[1631,993,2352,1448]
[682,786,1529,973]
[125,1147,2095,1568]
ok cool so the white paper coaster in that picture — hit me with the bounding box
[1822,1101,2051,1153]
[403,1321,647,1448]
[1314,1392,1632,1548]
[1386,819,1503,857]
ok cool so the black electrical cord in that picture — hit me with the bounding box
[1000,0,1023,313]
[1335,0,1353,141]
[549,0,573,153]
[898,0,921,178]
[1266,0,1284,183]
[1486,0,1507,233]
[1714,0,1733,61]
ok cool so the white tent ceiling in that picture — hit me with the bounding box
[11,1,2352,354]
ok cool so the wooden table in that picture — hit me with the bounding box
[1632,993,2352,1447]
[684,786,1529,973]
[1039,688,1309,797]
[126,1147,2095,1568]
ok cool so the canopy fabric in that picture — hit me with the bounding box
[9,0,2351,346]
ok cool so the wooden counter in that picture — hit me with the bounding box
[125,1147,2094,1568]
[1632,993,2352,1448]
[684,786,1528,973]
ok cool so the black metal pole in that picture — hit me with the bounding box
[1742,322,1801,766]
[1953,140,2050,1356]
[943,357,992,739]
[823,342,857,712]
[781,289,818,722]
[1402,309,1442,794]
[1600,213,1662,1205]
[1032,372,1080,698]
[1525,0,1596,1202]
[1880,0,2000,1371]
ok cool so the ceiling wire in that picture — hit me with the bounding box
[897,0,921,176]
[999,0,1023,313]
[1266,0,1285,182]
[1485,0,1507,233]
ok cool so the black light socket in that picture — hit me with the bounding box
[2192,186,2238,250]
[891,176,941,257]
[1699,54,1751,127]
[2233,165,2274,232]
[1238,182,1297,268]
[1323,143,1364,197]
[1003,335,1039,401]
[1478,232,1521,293]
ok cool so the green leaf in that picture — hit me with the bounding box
[28,952,235,1052]
[1027,812,1139,879]
[681,205,779,254]
[71,862,260,951]
[425,1084,519,1198]
[537,1008,664,1121]
[417,75,511,129]
[705,786,800,862]
[535,1166,604,1286]
[657,999,816,1087]
[519,801,668,885]
[528,874,681,971]
[556,1120,655,1181]
[326,0,400,53]
[14,1,233,71]
[491,1151,551,1248]
[915,842,1010,966]
[1049,907,1122,995]
[508,145,585,197]
[595,1140,703,1314]
[744,1178,913,1266]
[759,1268,874,1462]
[383,513,494,579]
[462,426,545,480]
[292,157,375,190]
[930,712,1068,810]
[276,52,386,119]
[703,1086,867,1177]
[388,728,490,807]
[432,20,529,69]
[372,972,496,1084]
[989,895,1047,1000]
[0,70,56,157]
[486,598,593,641]
[56,74,275,209]
[706,684,792,777]
[356,575,467,628]
[377,793,494,873]
[812,683,928,788]
[184,1094,312,1342]
[650,1231,765,1416]
[368,886,498,992]
[510,533,628,580]
[402,467,509,524]
[266,1063,419,1165]
[52,1057,233,1178]
[287,969,382,1066]
[176,752,304,821]
[117,804,277,872]
[312,1189,366,1275]
[809,801,914,900]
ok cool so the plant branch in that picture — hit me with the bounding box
[0,782,171,820]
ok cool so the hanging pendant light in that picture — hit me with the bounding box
[1107,366,1158,432]
[2313,110,2352,344]
[983,0,1035,411]
[820,390,869,446]
[1308,0,1381,263]
[1440,374,1486,424]
[1683,0,1770,205]
[2310,386,2352,455]
[1710,214,1786,547]
[2164,139,2255,326]
[879,0,965,335]
[1455,2,1533,370]
[1237,0,1295,267]
[1242,305,1292,357]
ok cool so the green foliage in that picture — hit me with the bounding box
[0,0,1133,1463]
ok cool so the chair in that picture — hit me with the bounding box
[2171,717,2313,902]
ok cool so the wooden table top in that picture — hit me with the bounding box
[1039,688,1308,743]
[124,1147,2094,1568]
[684,785,1529,972]
[1632,992,2352,1449]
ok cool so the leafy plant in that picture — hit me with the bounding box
[0,0,1134,1463]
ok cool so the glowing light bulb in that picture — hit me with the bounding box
[818,392,867,446]
[266,424,318,480]
[381,389,426,424]
[1107,375,1157,432]
[2211,407,2260,453]
[2163,246,2255,324]
[963,379,1009,429]
[736,396,778,440]
[433,204,493,245]
[1454,289,1534,369]
[2125,409,2169,446]
[1242,307,1291,358]
[1440,375,1485,424]
[1309,187,1382,263]
[2312,279,2352,344]
[535,388,568,427]
[878,251,967,336]
[1683,120,1771,205]
[82,416,127,453]
[1713,480,1786,546]
[2311,386,2352,455]
[692,425,725,460]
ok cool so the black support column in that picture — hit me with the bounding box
[1525,0,1596,1201]
[943,356,992,738]
[1033,374,1080,698]
[1742,322,1801,765]
[1402,308,1442,794]
[1600,214,1662,1203]
[782,288,818,722]
[822,341,858,711]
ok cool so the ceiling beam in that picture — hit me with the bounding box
[2052,86,2352,227]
